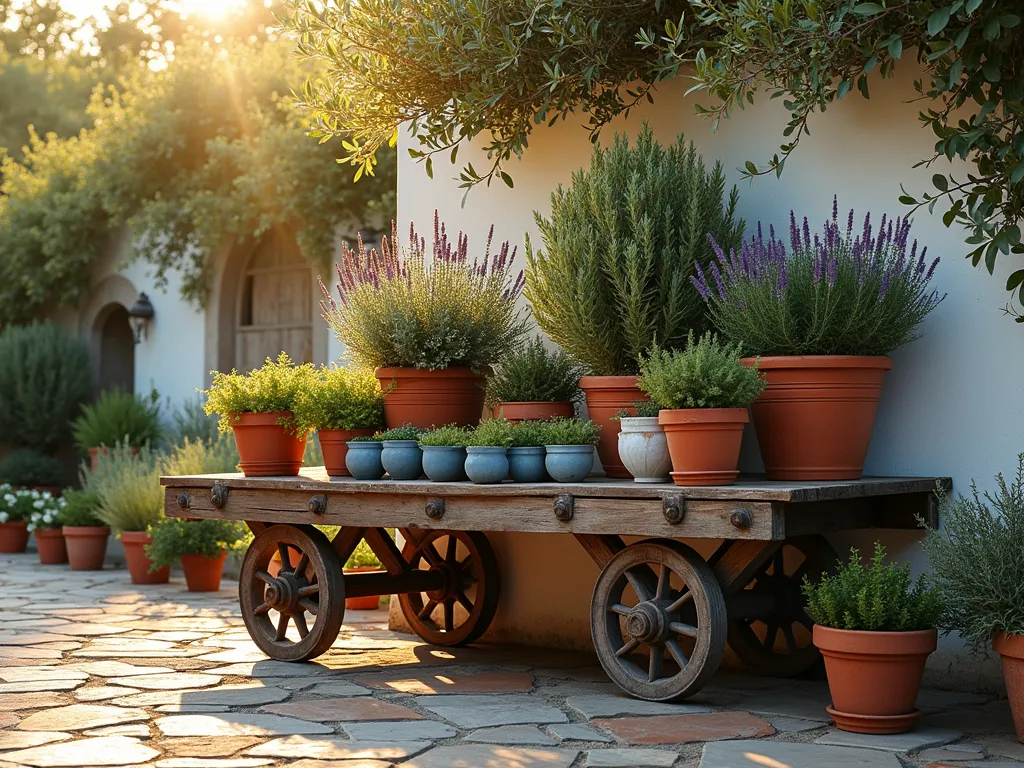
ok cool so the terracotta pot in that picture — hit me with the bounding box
[579,376,648,479]
[34,528,67,565]
[0,521,30,553]
[814,624,936,734]
[230,412,307,477]
[492,401,575,423]
[121,530,169,585]
[319,428,377,477]
[375,367,485,429]
[63,526,109,570]
[993,632,1024,742]
[658,408,748,486]
[744,356,892,481]
[345,565,383,610]
[181,551,227,592]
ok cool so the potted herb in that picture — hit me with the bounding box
[696,199,943,480]
[346,435,386,480]
[487,336,581,422]
[0,449,68,495]
[804,542,942,734]
[507,421,549,483]
[145,518,248,592]
[60,489,109,571]
[322,213,528,429]
[345,539,384,610]
[615,401,671,484]
[203,353,314,477]
[924,457,1024,741]
[465,419,513,484]
[0,484,33,553]
[28,492,66,564]
[72,389,162,471]
[525,125,743,478]
[294,366,384,477]
[541,419,600,483]
[638,332,765,486]
[377,426,423,481]
[419,426,470,482]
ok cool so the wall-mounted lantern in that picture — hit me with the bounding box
[128,293,154,344]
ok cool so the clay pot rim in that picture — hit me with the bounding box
[120,530,154,543]
[659,408,750,425]
[741,355,894,370]
[0,520,28,528]
[232,410,297,425]
[344,565,382,573]
[62,525,110,535]
[319,427,378,437]
[579,375,641,388]
[180,550,227,562]
[375,366,484,378]
[34,528,65,537]
[813,624,937,655]
[496,400,574,406]
[993,631,1024,658]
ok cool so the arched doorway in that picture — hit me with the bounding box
[95,304,135,393]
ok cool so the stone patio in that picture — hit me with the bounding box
[0,552,1018,768]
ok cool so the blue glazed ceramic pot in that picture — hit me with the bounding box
[544,445,596,483]
[508,446,549,483]
[421,445,468,482]
[464,446,509,484]
[381,440,423,480]
[345,441,385,480]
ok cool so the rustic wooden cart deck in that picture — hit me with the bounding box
[162,469,948,702]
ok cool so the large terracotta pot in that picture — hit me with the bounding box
[814,624,936,734]
[658,409,747,486]
[579,376,649,479]
[345,565,383,610]
[375,367,486,429]
[994,631,1024,742]
[319,428,377,477]
[121,530,169,585]
[230,412,307,477]
[744,356,892,480]
[0,521,30,553]
[492,401,575,423]
[34,528,67,565]
[181,551,227,592]
[63,526,109,570]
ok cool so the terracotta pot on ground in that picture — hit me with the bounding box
[34,528,67,565]
[345,565,382,610]
[658,409,748,486]
[994,632,1024,741]
[319,428,377,477]
[231,412,307,477]
[63,526,109,570]
[121,531,169,585]
[579,376,649,479]
[375,367,486,429]
[814,624,937,734]
[744,356,892,481]
[0,521,30,553]
[492,401,575,423]
[181,551,227,592]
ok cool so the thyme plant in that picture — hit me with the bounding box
[293,366,384,434]
[419,426,471,447]
[540,418,601,446]
[487,336,583,405]
[202,353,315,434]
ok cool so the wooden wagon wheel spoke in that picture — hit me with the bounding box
[667,590,693,614]
[297,584,319,598]
[443,599,455,632]
[254,601,272,616]
[294,553,310,578]
[456,591,474,613]
[277,543,291,570]
[669,621,698,638]
[418,599,438,620]
[610,603,632,617]
[256,569,275,586]
[616,638,640,657]
[275,613,290,642]
[648,645,664,682]
[446,536,458,564]
[293,611,310,639]
[666,638,688,669]
[299,598,319,615]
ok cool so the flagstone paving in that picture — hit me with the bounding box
[0,552,1021,767]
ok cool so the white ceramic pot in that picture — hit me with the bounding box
[617,416,671,483]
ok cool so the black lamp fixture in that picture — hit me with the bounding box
[128,293,154,344]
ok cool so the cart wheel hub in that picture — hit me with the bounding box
[626,602,665,643]
[265,575,297,611]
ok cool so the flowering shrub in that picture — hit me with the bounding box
[0,485,61,526]
[693,199,944,357]
[29,494,66,532]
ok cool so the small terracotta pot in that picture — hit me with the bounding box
[121,530,169,585]
[744,356,892,481]
[658,408,748,486]
[0,521,30,553]
[319,428,377,477]
[993,632,1024,742]
[230,412,307,477]
[63,526,109,570]
[492,401,575,423]
[375,367,486,429]
[181,551,227,592]
[345,565,382,610]
[34,528,67,565]
[579,376,648,479]
[814,624,936,734]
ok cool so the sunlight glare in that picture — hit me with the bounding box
[175,0,249,21]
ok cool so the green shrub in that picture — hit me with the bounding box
[487,336,582,405]
[59,489,105,528]
[293,366,384,433]
[0,449,68,488]
[203,353,316,433]
[349,435,380,443]
[638,332,765,410]
[614,401,664,420]
[145,518,249,570]
[802,542,942,632]
[540,418,600,446]
[467,418,514,448]
[72,389,163,452]
[87,444,164,533]
[375,425,422,441]
[168,396,220,446]
[525,125,744,376]
[162,436,240,477]
[345,539,381,569]
[925,457,1024,651]
[419,426,471,447]
[507,421,547,448]
[0,323,92,452]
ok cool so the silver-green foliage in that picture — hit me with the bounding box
[487,336,582,405]
[87,444,164,533]
[540,418,600,446]
[525,124,743,376]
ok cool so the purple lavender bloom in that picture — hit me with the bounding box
[775,259,788,298]
[709,261,727,300]
[826,253,838,287]
[926,257,939,281]
[790,211,800,254]
[691,262,712,299]
[879,270,891,299]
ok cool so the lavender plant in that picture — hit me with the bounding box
[321,212,528,371]
[693,198,944,357]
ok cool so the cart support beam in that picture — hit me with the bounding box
[343,568,447,599]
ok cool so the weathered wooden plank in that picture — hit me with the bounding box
[573,534,626,569]
[710,540,780,594]
[364,527,408,575]
[783,490,945,536]
[330,527,366,566]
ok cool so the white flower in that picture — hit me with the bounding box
[0,512,8,523]
[3,494,15,504]
[32,500,45,510]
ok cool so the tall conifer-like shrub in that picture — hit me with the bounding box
[525,124,743,376]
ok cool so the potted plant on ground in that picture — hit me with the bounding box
[322,214,528,429]
[487,336,581,422]
[203,353,314,477]
[695,198,943,480]
[0,449,68,495]
[60,489,109,571]
[541,419,600,483]
[346,435,386,480]
[804,542,942,734]
[0,484,33,553]
[615,401,671,484]
[419,426,470,482]
[28,492,67,564]
[344,539,384,610]
[72,389,162,471]
[507,421,549,483]
[294,366,384,477]
[925,457,1024,742]
[637,332,765,486]
[145,518,248,592]
[378,426,423,480]
[465,419,513,484]
[525,124,744,478]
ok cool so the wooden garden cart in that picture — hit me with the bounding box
[162,470,947,702]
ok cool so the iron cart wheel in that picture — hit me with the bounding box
[591,539,727,701]
[398,530,500,647]
[239,524,345,661]
[726,534,838,677]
